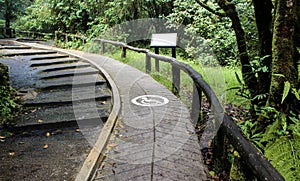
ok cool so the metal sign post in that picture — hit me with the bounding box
[150,33,180,95]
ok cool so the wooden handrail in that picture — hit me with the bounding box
[94,38,285,181]
[15,30,53,36]
[2,29,283,179]
[55,31,86,44]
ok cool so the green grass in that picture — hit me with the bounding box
[100,48,249,108]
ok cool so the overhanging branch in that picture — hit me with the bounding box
[195,0,226,17]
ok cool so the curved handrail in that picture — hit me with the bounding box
[95,38,284,181]
[12,33,284,180]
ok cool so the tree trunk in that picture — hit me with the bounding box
[269,0,299,112]
[217,0,258,105]
[4,0,12,37]
[252,0,273,105]
[295,0,300,47]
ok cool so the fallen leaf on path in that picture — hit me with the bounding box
[0,139,5,143]
[37,119,43,123]
[76,129,80,132]
[52,130,62,135]
[9,152,15,156]
[186,130,193,134]
[107,161,116,165]
[118,122,124,128]
[43,144,49,149]
[22,132,31,136]
[46,132,51,137]
[0,136,6,139]
[107,143,118,148]
[31,109,37,113]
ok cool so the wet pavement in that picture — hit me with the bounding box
[0,40,112,180]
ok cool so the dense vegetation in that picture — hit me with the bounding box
[0,63,18,126]
[1,0,300,179]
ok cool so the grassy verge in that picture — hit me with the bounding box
[105,48,249,108]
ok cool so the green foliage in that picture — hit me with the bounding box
[226,71,252,105]
[13,0,55,32]
[13,0,174,37]
[239,104,300,179]
[250,55,270,78]
[151,72,173,91]
[265,136,300,181]
[282,81,291,104]
[0,85,17,125]
[55,34,85,50]
[0,0,32,23]
[0,64,18,126]
[167,0,258,66]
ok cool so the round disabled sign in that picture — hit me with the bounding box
[131,95,169,107]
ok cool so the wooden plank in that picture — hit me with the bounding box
[155,47,159,72]
[172,64,180,95]
[146,54,151,73]
[191,83,202,123]
[101,42,105,54]
[121,47,126,58]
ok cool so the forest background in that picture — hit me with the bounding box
[1,0,300,180]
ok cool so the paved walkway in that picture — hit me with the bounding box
[18,42,208,180]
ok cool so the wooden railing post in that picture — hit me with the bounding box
[0,28,3,36]
[172,65,180,95]
[121,47,126,58]
[213,125,228,172]
[155,47,160,72]
[191,83,202,124]
[65,34,68,44]
[171,47,180,95]
[55,31,58,42]
[146,54,151,73]
[101,41,105,54]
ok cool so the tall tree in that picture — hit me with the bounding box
[0,0,31,37]
[268,0,299,112]
[193,0,300,123]
[252,0,273,105]
[216,0,258,107]
[0,0,14,37]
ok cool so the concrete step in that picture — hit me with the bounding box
[0,49,57,56]
[36,62,91,72]
[0,46,31,50]
[30,54,69,60]
[39,67,99,79]
[30,58,79,67]
[24,86,111,105]
[35,74,107,89]
[17,102,111,127]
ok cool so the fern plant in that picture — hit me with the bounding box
[265,136,300,180]
[263,114,300,180]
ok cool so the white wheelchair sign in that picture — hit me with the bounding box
[131,95,169,107]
